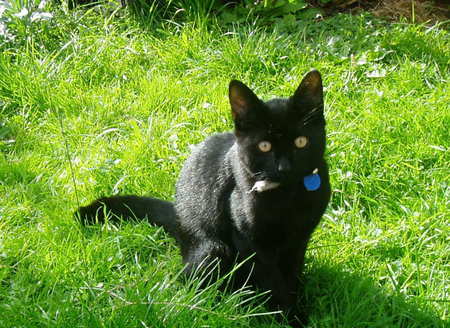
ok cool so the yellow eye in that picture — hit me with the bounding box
[258,141,272,152]
[294,136,308,148]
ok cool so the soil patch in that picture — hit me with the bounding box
[311,0,449,24]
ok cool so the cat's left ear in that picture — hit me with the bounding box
[292,70,324,111]
[229,80,261,121]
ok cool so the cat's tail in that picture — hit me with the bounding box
[75,195,179,239]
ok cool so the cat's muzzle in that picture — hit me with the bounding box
[249,180,281,193]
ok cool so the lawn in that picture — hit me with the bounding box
[0,2,449,327]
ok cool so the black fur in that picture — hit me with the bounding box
[76,70,331,326]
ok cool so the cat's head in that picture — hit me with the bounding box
[229,70,326,185]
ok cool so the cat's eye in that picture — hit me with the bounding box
[294,136,308,148]
[258,141,272,152]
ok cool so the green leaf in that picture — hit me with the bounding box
[275,13,297,32]
[296,7,323,20]
[282,1,308,13]
[220,11,239,24]
[272,0,289,9]
[267,1,307,17]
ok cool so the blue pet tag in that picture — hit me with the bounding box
[303,171,321,191]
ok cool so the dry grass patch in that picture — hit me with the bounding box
[372,0,449,24]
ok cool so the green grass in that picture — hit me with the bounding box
[1,3,449,327]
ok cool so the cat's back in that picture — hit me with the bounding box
[179,132,235,179]
[175,132,235,212]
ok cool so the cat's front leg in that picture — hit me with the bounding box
[277,239,311,327]
[253,260,306,327]
[279,238,309,294]
[252,247,309,327]
[180,238,234,288]
[252,253,296,308]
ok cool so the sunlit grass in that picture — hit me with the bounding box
[0,3,449,327]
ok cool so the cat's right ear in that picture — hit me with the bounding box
[292,70,324,112]
[229,80,261,122]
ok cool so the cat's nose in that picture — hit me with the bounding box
[277,158,291,173]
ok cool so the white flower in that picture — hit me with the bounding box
[38,0,49,10]
[0,21,12,39]
[0,21,7,35]
[30,11,53,22]
[0,1,12,17]
[366,68,387,78]
[14,7,29,18]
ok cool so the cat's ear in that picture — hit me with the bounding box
[229,80,261,121]
[292,70,324,111]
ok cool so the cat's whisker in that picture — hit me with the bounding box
[304,107,320,116]
[302,107,321,121]
[302,118,319,126]
[302,108,324,126]
[252,171,265,178]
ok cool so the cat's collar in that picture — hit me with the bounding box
[303,168,321,191]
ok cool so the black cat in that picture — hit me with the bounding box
[77,70,331,326]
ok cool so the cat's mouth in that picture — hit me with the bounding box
[250,180,281,193]
[250,171,294,192]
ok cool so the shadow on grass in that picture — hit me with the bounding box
[76,221,445,327]
[302,262,444,328]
